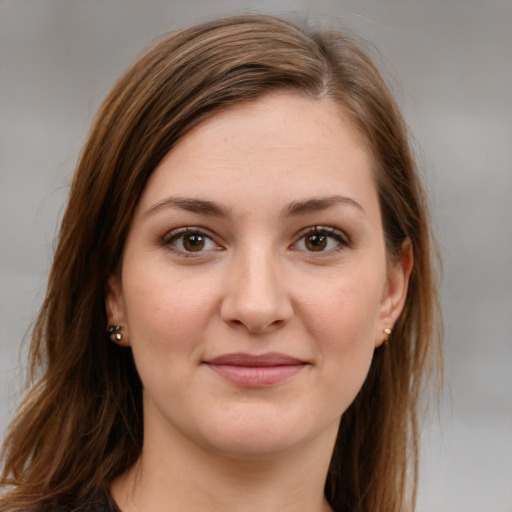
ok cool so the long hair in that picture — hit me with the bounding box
[1,15,442,512]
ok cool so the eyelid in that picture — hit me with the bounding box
[160,227,223,257]
[159,225,351,258]
[291,225,352,253]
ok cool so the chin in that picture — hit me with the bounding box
[194,405,335,460]
[206,429,305,460]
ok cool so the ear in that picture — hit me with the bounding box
[375,238,413,348]
[105,273,130,346]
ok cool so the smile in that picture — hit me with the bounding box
[204,353,308,387]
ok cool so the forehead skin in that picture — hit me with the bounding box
[135,92,379,232]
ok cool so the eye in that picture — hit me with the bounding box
[162,228,220,255]
[292,226,351,253]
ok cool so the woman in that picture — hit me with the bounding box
[0,14,442,512]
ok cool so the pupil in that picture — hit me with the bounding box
[306,234,327,251]
[183,234,205,251]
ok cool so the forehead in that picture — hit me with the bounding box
[135,92,378,218]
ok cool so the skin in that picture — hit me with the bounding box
[106,92,412,512]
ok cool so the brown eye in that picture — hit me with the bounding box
[182,234,206,252]
[305,233,327,251]
[292,226,351,254]
[163,229,219,255]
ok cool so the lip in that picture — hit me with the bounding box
[204,352,307,387]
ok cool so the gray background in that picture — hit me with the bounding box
[1,1,511,510]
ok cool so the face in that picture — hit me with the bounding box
[106,92,411,460]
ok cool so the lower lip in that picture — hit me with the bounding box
[207,364,305,387]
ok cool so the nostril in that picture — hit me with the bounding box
[229,317,287,334]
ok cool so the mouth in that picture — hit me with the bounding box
[203,353,308,387]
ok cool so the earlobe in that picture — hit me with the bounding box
[375,238,413,347]
[105,274,130,346]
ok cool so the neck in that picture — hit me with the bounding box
[111,414,338,512]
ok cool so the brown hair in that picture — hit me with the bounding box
[0,14,442,512]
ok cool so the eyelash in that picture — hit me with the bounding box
[292,226,352,255]
[160,225,352,257]
[160,227,221,258]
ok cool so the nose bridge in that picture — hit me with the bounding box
[221,241,292,332]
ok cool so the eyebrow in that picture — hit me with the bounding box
[144,196,231,218]
[144,194,363,219]
[283,195,364,216]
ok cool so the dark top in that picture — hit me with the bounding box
[35,488,121,512]
[74,488,121,512]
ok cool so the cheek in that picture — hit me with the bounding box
[300,266,384,345]
[297,268,384,404]
[122,264,221,365]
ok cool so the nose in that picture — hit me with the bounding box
[220,249,293,334]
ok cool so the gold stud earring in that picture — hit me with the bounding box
[383,327,392,344]
[108,325,123,344]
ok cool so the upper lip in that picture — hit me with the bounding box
[204,352,306,367]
